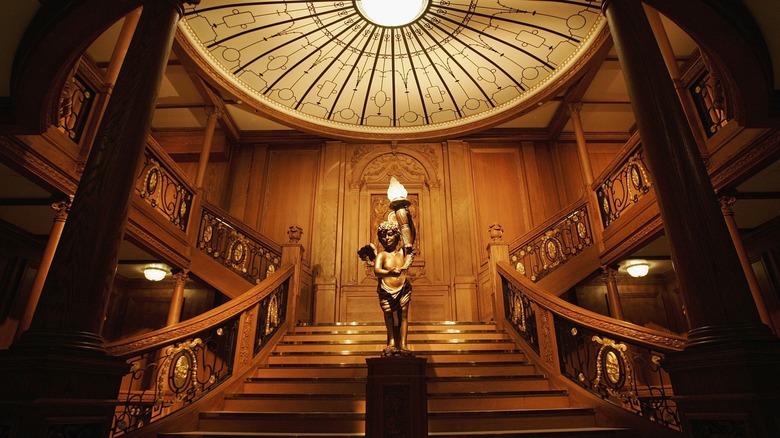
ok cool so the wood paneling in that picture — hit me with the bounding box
[470,148,528,246]
[259,148,319,253]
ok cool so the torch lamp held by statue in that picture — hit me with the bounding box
[387,177,415,269]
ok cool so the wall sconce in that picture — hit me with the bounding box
[143,266,167,282]
[625,260,650,278]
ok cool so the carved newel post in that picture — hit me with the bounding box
[487,224,510,330]
[282,226,305,326]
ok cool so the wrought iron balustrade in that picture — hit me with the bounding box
[555,318,680,430]
[595,147,653,229]
[690,71,729,138]
[135,149,194,231]
[508,203,593,282]
[197,207,282,284]
[498,263,683,432]
[57,73,95,143]
[111,317,240,436]
[108,268,293,437]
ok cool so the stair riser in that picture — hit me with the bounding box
[283,333,510,342]
[255,367,367,379]
[274,342,519,353]
[243,381,365,394]
[428,394,571,411]
[291,324,497,334]
[427,364,538,377]
[267,352,525,365]
[428,413,597,433]
[222,398,365,412]
[428,379,551,392]
[197,417,364,434]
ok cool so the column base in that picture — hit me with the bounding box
[366,356,428,438]
[662,338,780,438]
[0,331,129,437]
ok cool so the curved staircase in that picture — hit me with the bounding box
[159,322,638,437]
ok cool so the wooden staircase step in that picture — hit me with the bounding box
[222,393,365,412]
[428,407,599,433]
[426,362,539,377]
[274,339,519,353]
[430,427,638,437]
[291,322,498,334]
[243,377,366,394]
[267,350,525,365]
[283,331,510,342]
[427,375,551,392]
[428,390,572,411]
[254,364,367,379]
[195,411,365,433]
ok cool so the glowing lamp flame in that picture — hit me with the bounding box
[387,177,408,201]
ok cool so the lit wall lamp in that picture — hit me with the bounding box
[143,266,168,282]
[625,260,650,278]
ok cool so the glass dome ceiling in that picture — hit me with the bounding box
[179,0,606,140]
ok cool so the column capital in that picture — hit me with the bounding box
[718,194,737,215]
[564,102,583,116]
[51,195,73,220]
[171,268,190,283]
[205,106,224,119]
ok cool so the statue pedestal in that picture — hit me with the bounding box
[365,356,428,437]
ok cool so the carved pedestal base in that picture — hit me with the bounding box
[0,332,129,438]
[663,340,780,438]
[366,356,428,438]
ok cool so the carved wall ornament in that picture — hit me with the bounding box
[287,225,303,243]
[361,153,428,185]
[488,223,504,241]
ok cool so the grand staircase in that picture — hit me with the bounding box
[159,322,638,437]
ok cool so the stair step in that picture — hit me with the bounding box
[428,407,598,433]
[428,390,572,411]
[267,351,525,365]
[274,339,519,353]
[291,322,498,334]
[243,377,366,394]
[196,411,365,433]
[428,375,551,392]
[282,331,510,342]
[223,393,365,412]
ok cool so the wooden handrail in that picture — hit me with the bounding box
[106,263,294,357]
[497,260,685,351]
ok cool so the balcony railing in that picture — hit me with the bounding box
[106,264,294,436]
[135,146,195,232]
[595,143,653,229]
[508,198,594,282]
[197,204,282,284]
[498,261,685,432]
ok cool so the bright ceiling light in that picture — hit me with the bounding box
[625,261,650,278]
[357,0,428,27]
[143,266,167,282]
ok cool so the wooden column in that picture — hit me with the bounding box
[603,0,780,436]
[0,1,194,436]
[195,107,222,189]
[601,265,624,320]
[166,269,189,326]
[15,197,71,338]
[77,7,142,166]
[719,195,774,333]
[566,103,594,186]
